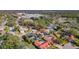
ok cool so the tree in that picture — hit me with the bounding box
[69,28,79,38]
[4,26,9,33]
[22,35,31,44]
[23,19,34,26]
[0,34,26,49]
[14,25,20,32]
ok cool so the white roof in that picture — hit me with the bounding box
[63,43,77,49]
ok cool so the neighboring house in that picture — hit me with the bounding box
[63,43,78,49]
[0,26,4,31]
[26,14,44,18]
[34,40,49,49]
[20,29,24,34]
[39,41,49,49]
[48,24,57,29]
[54,44,63,49]
[0,40,3,45]
[68,35,75,40]
[67,35,75,44]
[44,36,52,42]
[44,35,60,44]
[44,29,50,34]
[32,29,37,34]
[19,26,25,34]
[57,17,67,23]
[0,26,4,34]
[9,27,15,32]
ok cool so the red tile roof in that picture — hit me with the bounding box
[34,40,49,49]
[39,41,49,49]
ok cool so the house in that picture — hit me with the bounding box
[44,29,50,34]
[0,26,4,32]
[0,26,4,34]
[17,13,27,18]
[9,27,15,32]
[68,35,75,40]
[39,41,49,49]
[44,36,52,42]
[0,40,3,45]
[63,43,77,49]
[44,35,60,44]
[34,40,42,46]
[20,29,24,34]
[35,31,41,35]
[57,17,67,23]
[34,40,49,49]
[19,26,26,34]
[67,35,76,44]
[26,14,44,18]
[54,44,63,49]
[47,24,57,30]
[32,29,37,34]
